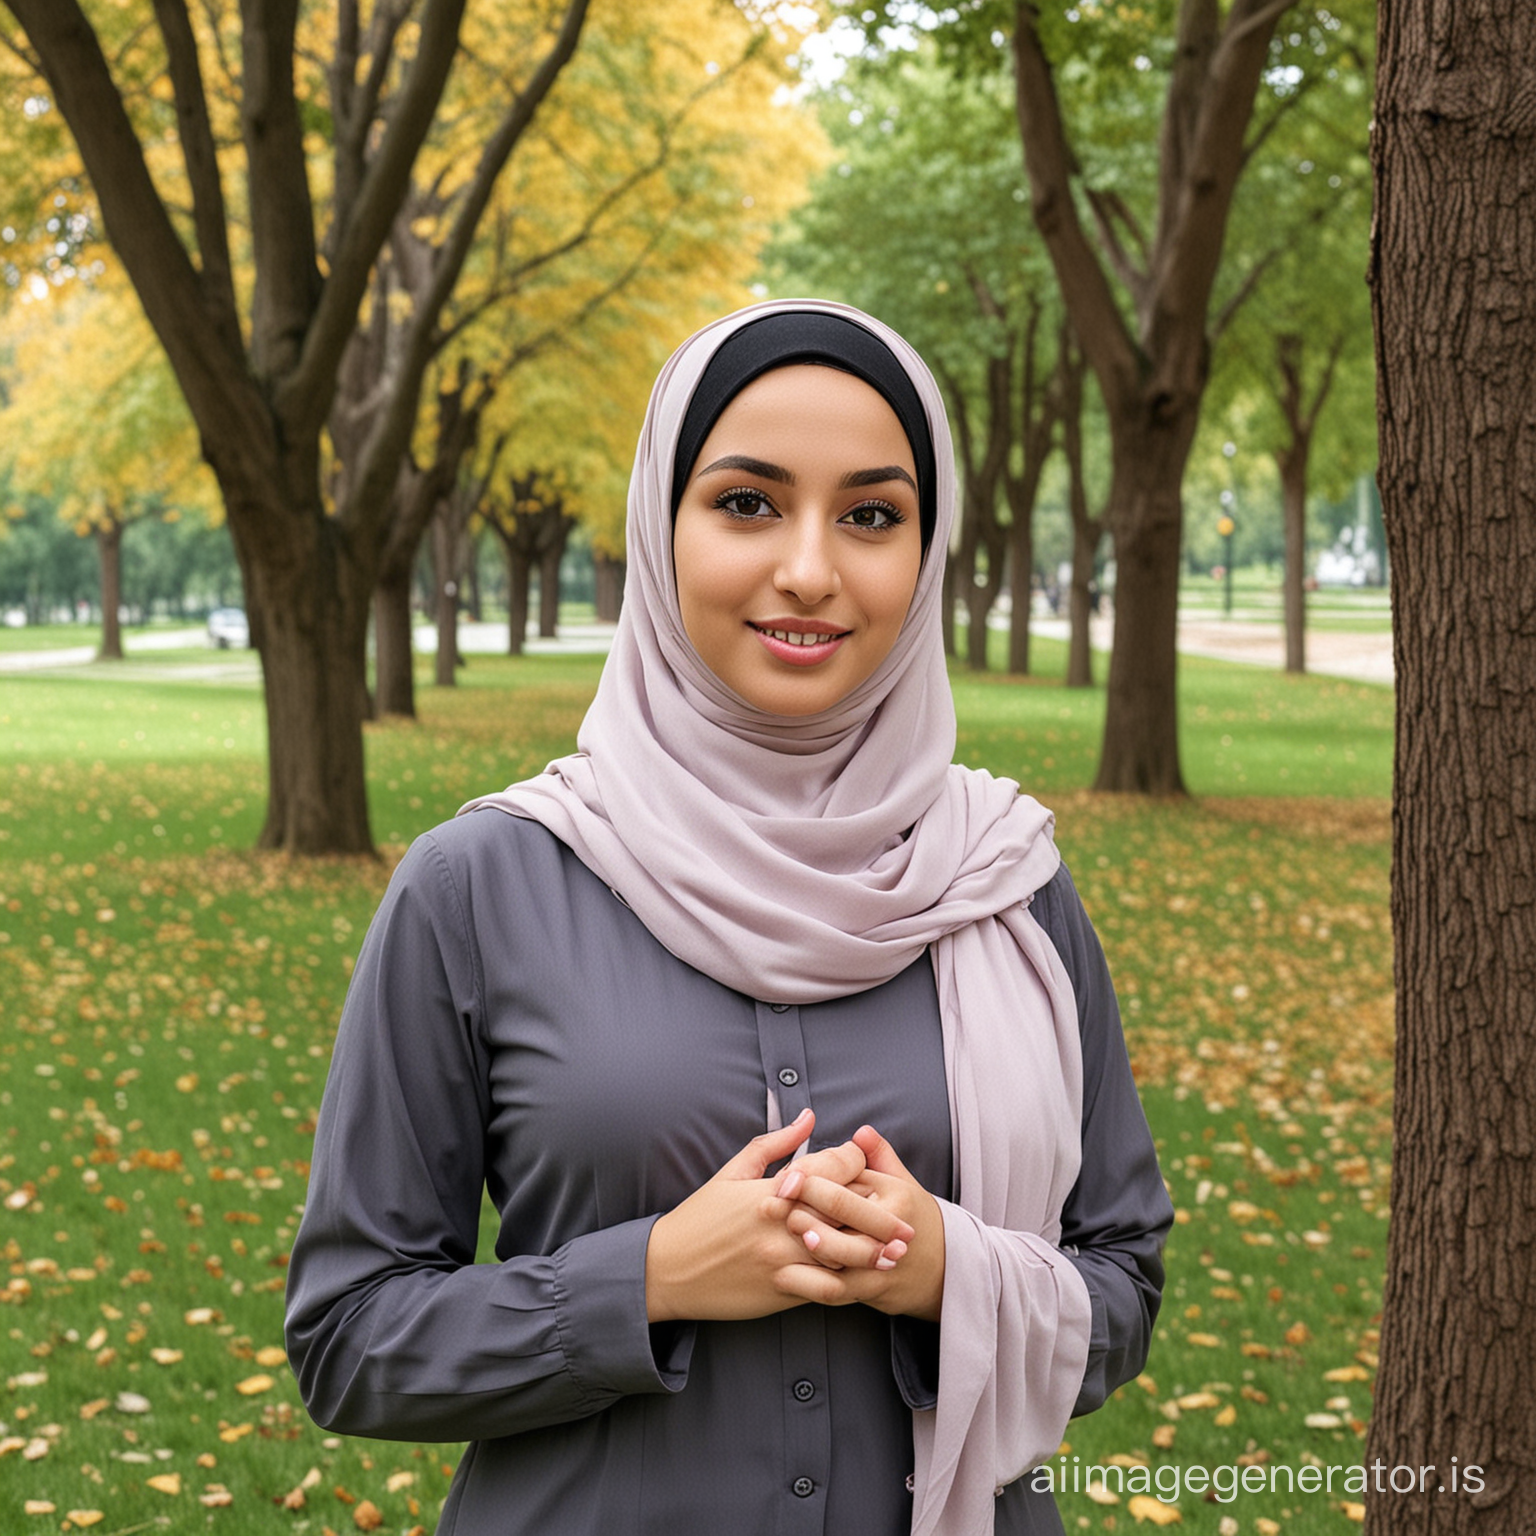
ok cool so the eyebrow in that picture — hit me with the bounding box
[694,454,917,494]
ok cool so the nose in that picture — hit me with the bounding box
[773,514,841,605]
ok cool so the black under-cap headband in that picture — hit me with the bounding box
[670,312,937,552]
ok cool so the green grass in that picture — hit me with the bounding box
[1,650,1392,1534]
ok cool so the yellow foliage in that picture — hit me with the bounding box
[0,265,218,530]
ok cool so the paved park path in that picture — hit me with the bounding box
[1,611,1394,686]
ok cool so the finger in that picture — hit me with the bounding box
[773,1262,862,1308]
[851,1124,914,1182]
[785,1177,915,1244]
[773,1139,866,1202]
[799,1220,904,1271]
[719,1108,814,1181]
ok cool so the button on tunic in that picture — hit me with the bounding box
[285,812,1171,1535]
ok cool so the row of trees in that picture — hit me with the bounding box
[1,0,817,851]
[2,0,1379,830]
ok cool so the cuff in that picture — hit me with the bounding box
[552,1215,694,1402]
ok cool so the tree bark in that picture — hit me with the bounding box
[95,517,124,661]
[373,562,416,717]
[1277,441,1308,675]
[431,502,468,686]
[1092,430,1191,793]
[538,538,565,638]
[1059,335,1101,688]
[1364,3,1536,1529]
[243,514,374,853]
[505,544,532,656]
[593,551,625,622]
[1272,329,1345,676]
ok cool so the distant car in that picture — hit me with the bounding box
[207,607,250,649]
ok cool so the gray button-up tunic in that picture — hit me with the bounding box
[285,811,1171,1535]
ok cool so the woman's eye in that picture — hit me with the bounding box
[715,489,774,521]
[841,501,905,531]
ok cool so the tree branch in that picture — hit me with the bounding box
[1010,2,1139,407]
[335,0,592,536]
[150,0,240,341]
[4,0,268,458]
[279,0,470,435]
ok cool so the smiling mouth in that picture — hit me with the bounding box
[748,622,851,646]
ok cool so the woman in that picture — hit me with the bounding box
[285,300,1172,1536]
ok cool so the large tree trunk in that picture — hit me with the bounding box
[373,562,416,718]
[1364,3,1536,1529]
[245,523,374,854]
[1093,435,1190,794]
[1277,442,1308,675]
[96,518,124,661]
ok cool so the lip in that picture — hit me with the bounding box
[748,619,851,667]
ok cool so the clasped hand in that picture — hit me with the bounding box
[645,1109,944,1325]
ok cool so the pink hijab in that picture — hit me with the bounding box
[463,298,1092,1535]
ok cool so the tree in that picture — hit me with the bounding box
[845,0,1372,787]
[1198,36,1374,674]
[0,268,217,656]
[1,0,594,852]
[1363,3,1536,1528]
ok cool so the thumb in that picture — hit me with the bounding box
[851,1124,912,1181]
[718,1108,814,1181]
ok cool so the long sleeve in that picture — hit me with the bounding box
[283,833,689,1444]
[1030,864,1173,1416]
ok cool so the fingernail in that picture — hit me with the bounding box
[882,1239,908,1262]
[875,1256,898,1270]
[794,1107,813,1124]
[776,1169,803,1200]
[803,1230,820,1252]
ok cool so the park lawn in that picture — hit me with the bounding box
[2,650,1391,1534]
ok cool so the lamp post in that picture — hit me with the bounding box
[1217,498,1236,617]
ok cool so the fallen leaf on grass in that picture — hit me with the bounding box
[1324,1365,1371,1382]
[386,1471,417,1493]
[200,1485,234,1508]
[1214,1404,1237,1426]
[1256,1522,1281,1536]
[65,1513,105,1529]
[1305,1412,1344,1429]
[256,1346,289,1368]
[1150,1424,1176,1450]
[1085,1483,1120,1505]
[151,1348,184,1365]
[115,1391,152,1413]
[1341,1502,1365,1522]
[353,1500,385,1531]
[235,1374,274,1395]
[24,1500,55,1515]
[1127,1495,1182,1525]
[219,1422,254,1443]
[1174,1392,1221,1411]
[1186,1333,1221,1349]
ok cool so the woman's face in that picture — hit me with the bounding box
[673,364,923,717]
